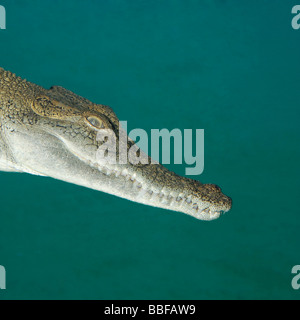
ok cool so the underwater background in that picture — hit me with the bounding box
[0,0,299,299]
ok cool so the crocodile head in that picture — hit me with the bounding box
[0,68,232,220]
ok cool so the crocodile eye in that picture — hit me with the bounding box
[86,116,104,129]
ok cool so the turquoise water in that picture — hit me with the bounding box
[0,0,299,299]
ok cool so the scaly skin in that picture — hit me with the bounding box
[0,67,231,220]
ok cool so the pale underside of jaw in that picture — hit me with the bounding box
[25,133,226,221]
[74,153,224,221]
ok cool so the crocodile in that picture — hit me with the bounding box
[0,67,232,220]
